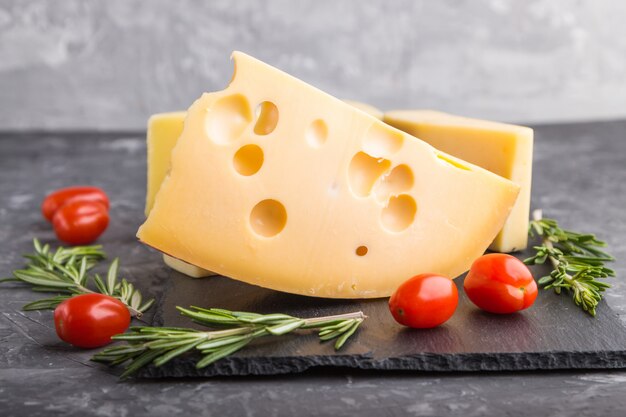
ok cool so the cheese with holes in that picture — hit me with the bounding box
[146,102,381,216]
[138,52,520,299]
[384,110,533,253]
[145,101,381,281]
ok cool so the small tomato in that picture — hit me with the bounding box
[464,253,538,314]
[389,273,458,329]
[52,199,109,245]
[42,186,109,222]
[54,293,130,349]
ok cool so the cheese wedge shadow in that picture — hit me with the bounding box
[137,51,520,299]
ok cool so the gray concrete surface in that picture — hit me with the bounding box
[1,0,626,130]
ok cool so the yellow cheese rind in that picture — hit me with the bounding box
[145,111,187,217]
[162,254,215,278]
[138,52,520,299]
[384,110,533,252]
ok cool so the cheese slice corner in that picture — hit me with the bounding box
[162,254,216,278]
[139,51,520,298]
[384,110,533,252]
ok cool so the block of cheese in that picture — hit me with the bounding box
[146,112,215,278]
[138,51,520,299]
[384,110,533,253]
[145,111,186,216]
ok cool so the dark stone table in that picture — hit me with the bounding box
[1,120,625,416]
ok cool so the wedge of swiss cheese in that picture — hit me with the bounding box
[146,101,381,279]
[384,110,533,253]
[138,52,520,299]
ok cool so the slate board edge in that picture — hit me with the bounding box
[136,350,626,378]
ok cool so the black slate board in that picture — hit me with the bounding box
[138,258,626,378]
[3,131,623,381]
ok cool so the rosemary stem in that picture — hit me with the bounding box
[531,209,581,291]
[532,209,559,270]
[303,311,367,325]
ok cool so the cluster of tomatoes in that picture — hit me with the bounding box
[42,186,127,348]
[42,186,110,245]
[389,254,538,328]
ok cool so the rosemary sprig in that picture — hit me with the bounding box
[524,209,614,316]
[92,307,366,378]
[1,239,154,317]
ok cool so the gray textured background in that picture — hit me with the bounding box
[1,0,625,130]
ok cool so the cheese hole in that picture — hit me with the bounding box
[362,124,404,158]
[250,199,287,238]
[348,152,392,197]
[205,94,252,145]
[374,164,414,202]
[233,144,264,176]
[436,153,471,171]
[381,194,417,233]
[306,119,328,148]
[355,246,368,256]
[254,101,279,135]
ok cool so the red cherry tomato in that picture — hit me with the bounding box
[389,273,458,329]
[52,200,109,245]
[42,186,109,222]
[54,293,130,348]
[464,253,538,314]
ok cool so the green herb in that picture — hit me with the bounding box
[524,210,614,316]
[1,239,154,317]
[92,307,366,378]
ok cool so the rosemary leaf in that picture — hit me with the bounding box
[196,338,252,369]
[106,259,119,295]
[138,299,155,313]
[145,336,203,350]
[153,339,206,367]
[266,319,305,335]
[319,320,356,340]
[120,349,164,379]
[196,334,253,350]
[334,320,363,350]
[23,296,71,311]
